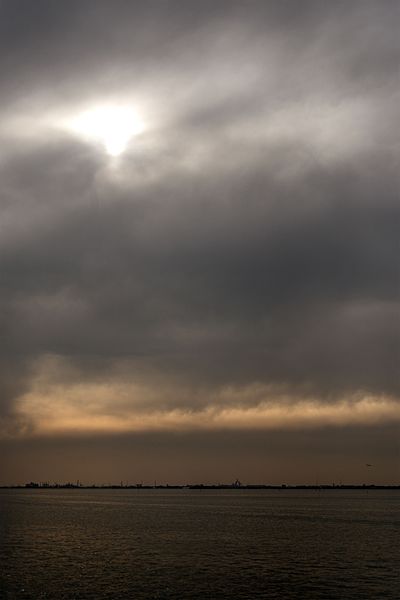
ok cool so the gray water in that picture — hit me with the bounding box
[0,489,399,599]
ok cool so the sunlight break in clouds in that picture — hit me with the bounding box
[13,379,400,438]
[69,105,145,156]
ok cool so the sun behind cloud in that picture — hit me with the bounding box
[69,105,145,156]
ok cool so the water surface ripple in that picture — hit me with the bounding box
[0,489,399,599]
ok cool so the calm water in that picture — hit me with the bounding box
[0,489,399,599]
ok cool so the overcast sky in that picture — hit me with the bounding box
[0,0,399,484]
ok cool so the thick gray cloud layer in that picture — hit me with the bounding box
[0,0,399,441]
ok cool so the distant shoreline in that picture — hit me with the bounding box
[1,484,399,490]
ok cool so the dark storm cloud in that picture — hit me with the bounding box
[1,1,399,107]
[2,138,399,399]
[0,0,399,437]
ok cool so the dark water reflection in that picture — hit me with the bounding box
[0,489,399,599]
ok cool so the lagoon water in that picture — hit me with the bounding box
[0,489,399,599]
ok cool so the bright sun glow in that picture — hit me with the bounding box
[70,106,144,156]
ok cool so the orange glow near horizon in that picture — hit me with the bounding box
[9,380,400,439]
